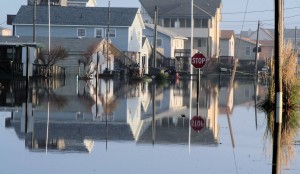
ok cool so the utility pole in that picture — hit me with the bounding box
[153,5,158,68]
[190,0,194,75]
[33,0,37,43]
[106,1,111,71]
[207,19,210,59]
[254,20,260,77]
[273,0,283,174]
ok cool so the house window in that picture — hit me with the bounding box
[194,19,201,28]
[245,46,251,55]
[179,18,185,27]
[202,19,208,28]
[105,28,116,38]
[186,19,191,27]
[198,38,207,47]
[7,48,15,59]
[171,18,177,27]
[157,38,163,47]
[95,28,103,38]
[164,18,171,27]
[77,28,86,37]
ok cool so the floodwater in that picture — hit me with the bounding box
[0,75,299,174]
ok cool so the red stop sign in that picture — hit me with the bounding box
[191,53,206,69]
[190,116,205,132]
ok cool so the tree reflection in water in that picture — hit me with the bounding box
[37,79,68,110]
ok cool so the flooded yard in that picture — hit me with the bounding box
[0,76,299,174]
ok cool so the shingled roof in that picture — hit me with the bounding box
[13,5,139,26]
[145,23,187,39]
[220,30,235,39]
[139,0,221,18]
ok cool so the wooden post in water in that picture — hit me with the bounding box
[254,21,260,77]
[273,0,283,173]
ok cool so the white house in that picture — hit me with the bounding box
[143,23,187,58]
[141,36,151,74]
[220,30,235,57]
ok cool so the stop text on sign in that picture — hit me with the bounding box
[191,53,206,69]
[192,57,206,64]
[190,115,205,132]
[190,118,205,128]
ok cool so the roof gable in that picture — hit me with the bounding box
[236,37,259,45]
[220,30,235,39]
[13,5,139,26]
[139,0,221,18]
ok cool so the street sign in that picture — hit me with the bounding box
[190,115,205,132]
[253,47,261,53]
[191,53,206,69]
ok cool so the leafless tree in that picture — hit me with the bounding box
[37,45,68,77]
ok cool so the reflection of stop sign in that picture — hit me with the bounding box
[190,116,205,132]
[191,53,206,69]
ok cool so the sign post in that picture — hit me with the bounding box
[191,53,206,116]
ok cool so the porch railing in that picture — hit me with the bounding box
[9,62,65,78]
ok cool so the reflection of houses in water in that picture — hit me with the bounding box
[0,78,65,109]
[4,78,224,153]
[178,80,220,144]
[218,80,257,114]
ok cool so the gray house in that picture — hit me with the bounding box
[140,0,222,59]
[11,5,145,54]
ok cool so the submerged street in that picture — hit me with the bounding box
[0,76,299,174]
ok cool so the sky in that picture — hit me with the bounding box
[1,0,300,33]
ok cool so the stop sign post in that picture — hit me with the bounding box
[190,115,205,132]
[192,53,206,117]
[191,53,206,69]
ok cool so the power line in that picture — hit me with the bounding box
[220,6,300,15]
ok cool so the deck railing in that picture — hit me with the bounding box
[8,62,65,78]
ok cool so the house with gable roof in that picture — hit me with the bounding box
[144,23,187,58]
[8,5,147,74]
[11,6,144,54]
[139,0,222,60]
[220,30,235,58]
[235,37,261,61]
[239,28,273,41]
[141,36,151,74]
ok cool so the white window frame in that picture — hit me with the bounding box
[95,28,103,38]
[77,28,86,37]
[105,28,116,38]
